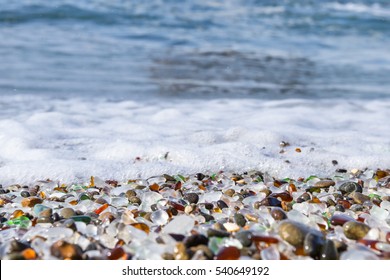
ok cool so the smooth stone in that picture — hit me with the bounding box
[256,197,282,208]
[125,190,137,198]
[339,182,362,194]
[207,228,230,238]
[189,245,214,260]
[184,234,208,248]
[38,208,52,218]
[21,197,43,208]
[348,191,370,204]
[70,215,92,224]
[343,221,371,240]
[174,242,189,260]
[330,214,354,226]
[217,200,228,209]
[303,232,325,259]
[215,246,240,260]
[235,231,252,247]
[271,208,287,221]
[63,219,77,231]
[36,217,52,224]
[163,215,194,235]
[51,240,83,260]
[224,189,235,197]
[314,180,335,188]
[20,191,30,198]
[296,193,311,203]
[234,213,246,227]
[320,239,339,260]
[129,196,141,204]
[150,210,169,225]
[278,220,322,248]
[33,204,52,217]
[200,213,215,222]
[107,247,126,260]
[60,208,75,219]
[184,193,199,204]
[223,222,240,232]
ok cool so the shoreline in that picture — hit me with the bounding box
[1,168,389,260]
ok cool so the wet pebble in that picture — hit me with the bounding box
[184,193,199,204]
[314,180,335,188]
[271,208,287,221]
[348,191,370,204]
[215,246,240,260]
[60,208,75,219]
[184,234,208,248]
[234,213,246,227]
[21,197,43,208]
[51,240,83,260]
[343,221,371,240]
[235,231,252,247]
[278,220,320,248]
[339,182,362,194]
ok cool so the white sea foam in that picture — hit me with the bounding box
[0,95,389,185]
[326,2,390,18]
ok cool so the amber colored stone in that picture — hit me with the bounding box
[357,215,365,223]
[310,197,322,204]
[174,242,189,260]
[330,214,354,226]
[51,241,83,260]
[131,223,150,234]
[294,247,305,256]
[69,200,78,206]
[108,247,127,260]
[198,185,206,191]
[270,192,293,202]
[358,239,379,250]
[10,210,24,220]
[314,180,335,188]
[281,201,293,212]
[105,180,118,186]
[169,201,185,211]
[94,203,109,215]
[99,212,116,223]
[337,200,351,209]
[21,197,43,208]
[252,235,279,244]
[376,170,389,180]
[149,183,160,192]
[252,235,279,250]
[288,184,297,193]
[215,246,240,260]
[22,248,37,260]
[175,181,182,190]
[295,148,302,153]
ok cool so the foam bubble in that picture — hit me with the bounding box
[0,95,389,185]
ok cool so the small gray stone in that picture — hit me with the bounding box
[60,208,75,219]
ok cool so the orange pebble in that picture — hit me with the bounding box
[22,248,37,260]
[94,203,109,215]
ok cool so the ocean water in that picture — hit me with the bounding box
[0,0,389,184]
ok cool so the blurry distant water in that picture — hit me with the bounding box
[1,0,390,100]
[1,1,390,184]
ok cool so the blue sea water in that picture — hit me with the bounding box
[1,0,389,100]
[0,1,390,184]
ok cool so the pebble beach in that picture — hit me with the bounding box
[1,168,389,260]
